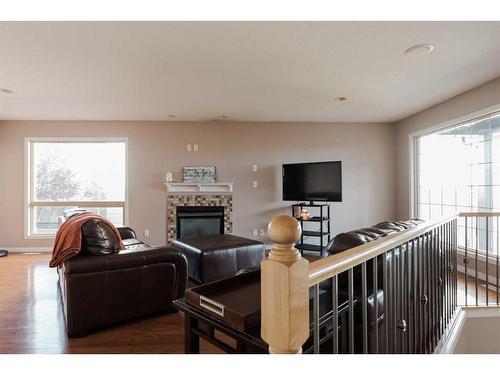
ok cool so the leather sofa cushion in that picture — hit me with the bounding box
[81,219,122,255]
[327,231,379,255]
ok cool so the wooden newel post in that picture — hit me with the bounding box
[261,215,309,354]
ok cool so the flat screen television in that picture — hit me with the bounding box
[282,161,342,202]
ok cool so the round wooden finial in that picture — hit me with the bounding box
[268,215,302,246]
[267,215,302,262]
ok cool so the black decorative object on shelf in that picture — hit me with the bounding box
[291,203,331,255]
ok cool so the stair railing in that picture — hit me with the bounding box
[261,212,500,354]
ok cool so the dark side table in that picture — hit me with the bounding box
[174,299,268,354]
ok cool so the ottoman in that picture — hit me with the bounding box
[172,234,265,284]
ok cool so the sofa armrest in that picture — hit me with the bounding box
[117,226,138,240]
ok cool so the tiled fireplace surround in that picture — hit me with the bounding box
[166,194,233,243]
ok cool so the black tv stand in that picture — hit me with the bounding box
[291,202,331,256]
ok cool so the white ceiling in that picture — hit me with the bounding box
[0,22,499,123]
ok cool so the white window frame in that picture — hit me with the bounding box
[25,137,129,239]
[408,104,500,219]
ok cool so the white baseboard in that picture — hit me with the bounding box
[0,247,52,253]
[434,308,465,354]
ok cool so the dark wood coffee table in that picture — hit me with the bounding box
[174,299,268,353]
[174,269,267,353]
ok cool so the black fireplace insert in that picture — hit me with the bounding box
[176,206,224,239]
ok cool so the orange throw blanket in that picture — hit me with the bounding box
[49,213,125,268]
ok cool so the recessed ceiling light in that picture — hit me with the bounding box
[404,44,434,57]
[334,97,347,102]
[0,88,13,94]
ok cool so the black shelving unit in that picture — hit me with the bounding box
[291,203,331,255]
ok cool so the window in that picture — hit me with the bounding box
[414,111,500,253]
[26,138,127,237]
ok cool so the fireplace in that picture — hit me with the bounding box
[166,193,233,243]
[176,206,225,239]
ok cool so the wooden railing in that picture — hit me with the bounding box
[261,212,500,354]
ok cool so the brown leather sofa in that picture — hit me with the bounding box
[57,219,188,337]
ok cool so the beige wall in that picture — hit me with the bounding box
[395,77,500,220]
[0,121,397,249]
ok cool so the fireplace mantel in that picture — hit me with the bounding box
[165,182,233,193]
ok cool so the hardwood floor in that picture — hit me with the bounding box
[0,253,222,354]
[457,272,499,306]
[1,253,498,354]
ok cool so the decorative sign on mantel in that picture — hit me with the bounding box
[183,166,216,183]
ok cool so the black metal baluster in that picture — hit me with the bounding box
[438,225,443,337]
[413,237,418,352]
[348,268,354,354]
[423,232,429,354]
[446,222,452,325]
[436,225,440,337]
[383,253,389,353]
[431,228,437,350]
[372,257,379,354]
[450,220,453,317]
[442,223,446,334]
[445,222,449,325]
[415,236,420,353]
[422,232,428,353]
[444,222,449,327]
[435,226,440,342]
[407,240,413,353]
[452,220,456,314]
[423,232,428,352]
[361,262,368,353]
[415,233,425,353]
[450,221,453,315]
[451,220,455,313]
[431,229,435,349]
[430,228,434,350]
[313,284,320,354]
[332,275,339,354]
[442,224,446,330]
[451,220,454,312]
[398,245,403,354]
[450,220,454,314]
[391,247,396,353]
[446,222,453,324]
